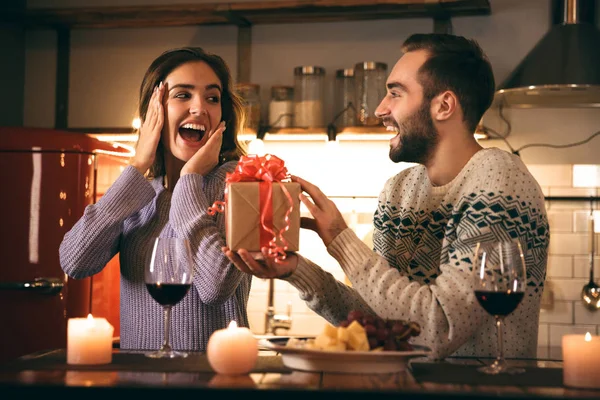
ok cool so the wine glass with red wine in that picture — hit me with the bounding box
[145,237,193,358]
[473,240,526,374]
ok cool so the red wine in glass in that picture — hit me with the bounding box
[146,283,191,307]
[473,240,527,375]
[145,237,194,358]
[475,291,524,316]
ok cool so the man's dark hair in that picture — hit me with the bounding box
[402,33,495,133]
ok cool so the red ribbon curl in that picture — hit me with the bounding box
[208,154,294,264]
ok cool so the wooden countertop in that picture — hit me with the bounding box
[0,348,598,399]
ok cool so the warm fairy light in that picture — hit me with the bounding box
[247,138,265,155]
[132,117,142,130]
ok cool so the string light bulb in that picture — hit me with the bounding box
[132,117,141,130]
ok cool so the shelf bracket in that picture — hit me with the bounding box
[55,27,70,130]
[217,10,251,27]
[433,15,453,34]
[237,25,252,83]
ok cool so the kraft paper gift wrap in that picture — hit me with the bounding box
[226,181,300,252]
[208,154,301,256]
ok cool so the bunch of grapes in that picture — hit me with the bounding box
[339,310,421,351]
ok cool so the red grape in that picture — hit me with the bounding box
[347,310,363,323]
[337,310,421,352]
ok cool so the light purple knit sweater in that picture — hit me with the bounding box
[59,161,251,352]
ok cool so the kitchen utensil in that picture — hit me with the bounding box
[581,209,600,310]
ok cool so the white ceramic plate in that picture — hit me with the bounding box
[260,337,431,374]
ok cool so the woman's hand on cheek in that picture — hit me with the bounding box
[130,82,165,175]
[180,121,225,177]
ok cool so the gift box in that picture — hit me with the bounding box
[226,181,300,252]
[209,154,301,259]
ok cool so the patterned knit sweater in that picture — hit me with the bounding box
[59,162,251,352]
[286,148,549,360]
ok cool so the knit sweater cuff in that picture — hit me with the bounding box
[283,255,328,294]
[327,228,373,274]
[97,165,155,217]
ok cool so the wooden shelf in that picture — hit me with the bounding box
[69,126,387,135]
[68,127,136,134]
[10,0,491,29]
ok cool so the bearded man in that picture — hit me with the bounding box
[224,33,549,361]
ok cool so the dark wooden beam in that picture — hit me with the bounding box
[54,28,70,130]
[13,1,491,29]
[237,26,252,83]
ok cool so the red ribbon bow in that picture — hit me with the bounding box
[227,153,290,184]
[208,154,294,264]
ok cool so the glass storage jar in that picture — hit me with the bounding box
[355,61,387,126]
[268,85,294,128]
[334,68,356,129]
[293,66,325,128]
[235,82,261,134]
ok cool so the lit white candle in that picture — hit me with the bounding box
[207,320,258,375]
[67,314,114,365]
[562,332,600,389]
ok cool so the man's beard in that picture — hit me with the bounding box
[389,100,438,164]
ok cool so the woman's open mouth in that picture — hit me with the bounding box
[179,123,206,142]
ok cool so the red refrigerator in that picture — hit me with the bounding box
[0,127,131,363]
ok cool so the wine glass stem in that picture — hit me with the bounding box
[162,306,172,352]
[495,316,505,365]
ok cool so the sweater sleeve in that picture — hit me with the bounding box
[59,165,156,279]
[327,228,478,359]
[169,162,249,305]
[283,255,376,324]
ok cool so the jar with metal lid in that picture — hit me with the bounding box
[355,61,387,126]
[268,85,294,128]
[293,66,325,128]
[235,82,261,133]
[334,68,356,129]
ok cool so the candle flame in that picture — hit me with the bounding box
[585,332,592,341]
[228,320,238,329]
[85,313,97,328]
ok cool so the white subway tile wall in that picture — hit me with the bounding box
[573,165,600,188]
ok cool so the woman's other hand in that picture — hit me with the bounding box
[222,246,298,279]
[130,82,165,175]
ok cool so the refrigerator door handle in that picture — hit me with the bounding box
[0,277,65,295]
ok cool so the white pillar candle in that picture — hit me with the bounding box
[207,320,258,375]
[562,332,600,389]
[67,314,114,365]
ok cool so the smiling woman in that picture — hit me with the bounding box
[135,47,246,182]
[58,47,252,354]
[160,61,224,167]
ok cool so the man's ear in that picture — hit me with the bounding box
[430,91,458,122]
